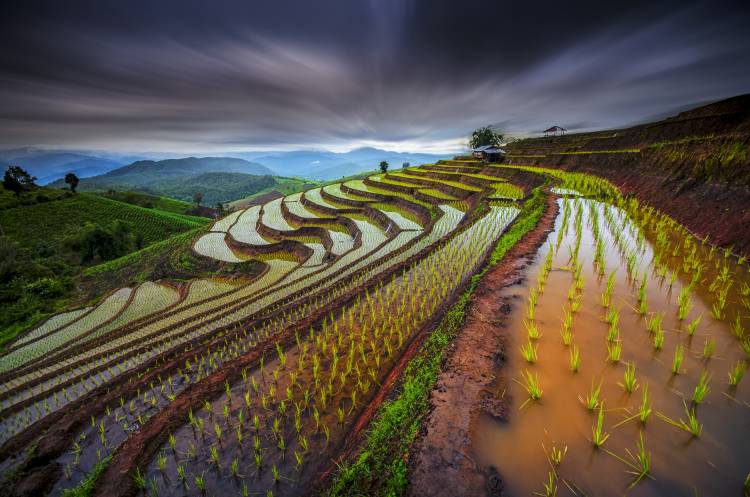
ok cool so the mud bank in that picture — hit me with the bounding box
[407,192,559,497]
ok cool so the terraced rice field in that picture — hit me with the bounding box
[2,161,747,497]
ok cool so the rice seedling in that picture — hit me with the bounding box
[591,403,610,448]
[703,337,716,359]
[194,472,206,493]
[528,288,538,320]
[133,467,146,490]
[570,295,582,314]
[607,319,620,343]
[624,432,651,488]
[728,360,747,387]
[607,341,622,363]
[533,471,558,497]
[561,310,574,345]
[580,379,603,410]
[520,341,538,363]
[658,402,703,437]
[647,313,664,335]
[525,319,541,340]
[619,362,638,393]
[515,370,543,405]
[548,444,567,467]
[692,370,711,404]
[687,314,701,336]
[638,384,652,423]
[677,287,692,321]
[653,328,665,351]
[569,344,580,373]
[731,314,746,340]
[672,344,684,374]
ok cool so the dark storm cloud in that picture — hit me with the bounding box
[1,0,749,152]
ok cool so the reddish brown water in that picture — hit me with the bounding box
[473,197,750,497]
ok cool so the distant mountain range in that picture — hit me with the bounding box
[229,147,450,180]
[46,157,281,204]
[0,149,129,185]
[0,147,448,190]
[1,146,450,184]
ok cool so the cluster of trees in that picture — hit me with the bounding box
[63,220,144,263]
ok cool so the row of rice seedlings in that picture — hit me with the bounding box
[0,207,418,428]
[133,201,513,496]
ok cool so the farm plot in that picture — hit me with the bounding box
[228,206,272,246]
[1,170,530,497]
[9,308,93,350]
[193,232,245,262]
[263,198,296,231]
[0,288,133,374]
[303,188,348,211]
[322,184,372,203]
[176,279,241,308]
[136,204,520,497]
[471,185,750,496]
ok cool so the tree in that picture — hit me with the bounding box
[379,161,389,174]
[215,202,225,215]
[193,192,204,207]
[64,220,136,262]
[3,166,37,196]
[402,162,410,169]
[64,173,80,193]
[469,126,504,149]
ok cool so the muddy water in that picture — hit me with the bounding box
[473,197,750,497]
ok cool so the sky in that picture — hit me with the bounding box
[1,0,749,154]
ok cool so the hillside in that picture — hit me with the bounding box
[49,156,274,190]
[0,192,208,253]
[504,93,750,254]
[96,190,201,215]
[150,172,277,205]
[0,186,211,346]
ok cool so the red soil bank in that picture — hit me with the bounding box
[407,192,559,497]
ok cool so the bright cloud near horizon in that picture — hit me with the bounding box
[1,0,749,155]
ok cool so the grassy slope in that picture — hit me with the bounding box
[0,192,208,251]
[0,188,212,348]
[95,190,198,215]
[325,187,547,496]
[151,172,278,205]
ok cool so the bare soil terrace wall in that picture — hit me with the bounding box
[504,94,750,256]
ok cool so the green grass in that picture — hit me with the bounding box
[0,192,208,253]
[95,190,199,215]
[325,186,548,496]
[61,456,112,497]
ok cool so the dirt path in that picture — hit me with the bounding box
[407,193,559,497]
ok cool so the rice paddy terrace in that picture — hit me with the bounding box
[2,161,749,497]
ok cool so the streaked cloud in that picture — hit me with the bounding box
[0,0,748,154]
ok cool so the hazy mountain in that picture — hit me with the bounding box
[230,147,449,180]
[0,148,132,184]
[50,156,275,190]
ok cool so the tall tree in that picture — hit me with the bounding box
[469,126,504,149]
[64,172,80,193]
[379,161,389,174]
[402,162,410,169]
[193,191,204,207]
[3,166,37,196]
